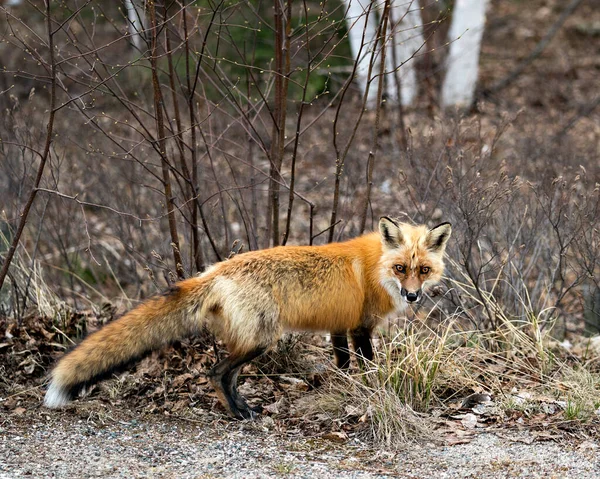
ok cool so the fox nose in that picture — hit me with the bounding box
[401,288,421,303]
[406,292,419,302]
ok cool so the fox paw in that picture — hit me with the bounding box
[232,406,261,420]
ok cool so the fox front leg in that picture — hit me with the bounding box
[331,331,351,369]
[351,326,373,368]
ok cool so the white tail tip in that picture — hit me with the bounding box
[44,381,71,409]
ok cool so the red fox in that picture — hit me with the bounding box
[44,217,451,419]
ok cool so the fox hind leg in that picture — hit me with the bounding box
[225,366,263,414]
[208,347,266,420]
[331,331,351,370]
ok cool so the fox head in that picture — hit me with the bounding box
[378,217,452,304]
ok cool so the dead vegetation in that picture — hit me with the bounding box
[1,296,599,449]
[1,0,599,450]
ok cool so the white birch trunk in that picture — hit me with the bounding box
[342,0,380,108]
[441,0,490,108]
[124,0,146,51]
[386,0,424,106]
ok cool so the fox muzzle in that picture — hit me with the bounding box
[401,288,422,303]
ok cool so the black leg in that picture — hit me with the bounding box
[225,366,263,414]
[331,331,350,370]
[351,326,373,368]
[208,347,266,419]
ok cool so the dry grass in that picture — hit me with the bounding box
[298,371,431,447]
[299,293,599,448]
[0,227,68,323]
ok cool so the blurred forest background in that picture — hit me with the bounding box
[0,0,599,338]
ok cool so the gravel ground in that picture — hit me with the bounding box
[1,412,599,478]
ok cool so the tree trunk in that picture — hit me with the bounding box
[441,0,489,108]
[124,0,146,51]
[343,0,379,107]
[387,0,423,106]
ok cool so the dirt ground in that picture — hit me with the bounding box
[1,408,599,479]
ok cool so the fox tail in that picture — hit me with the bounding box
[44,277,209,408]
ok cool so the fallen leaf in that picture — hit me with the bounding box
[443,429,475,445]
[151,386,165,396]
[264,399,283,415]
[577,441,599,452]
[172,373,194,388]
[278,376,309,391]
[461,413,478,429]
[445,435,473,446]
[323,431,348,443]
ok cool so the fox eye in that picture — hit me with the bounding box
[394,264,405,274]
[420,266,430,274]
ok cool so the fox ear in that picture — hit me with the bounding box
[379,216,404,249]
[426,222,452,253]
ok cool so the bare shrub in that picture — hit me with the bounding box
[0,0,410,313]
[396,115,600,342]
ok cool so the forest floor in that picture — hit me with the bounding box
[1,320,599,479]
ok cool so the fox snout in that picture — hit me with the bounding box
[401,287,422,303]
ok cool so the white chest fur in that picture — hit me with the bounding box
[380,275,406,315]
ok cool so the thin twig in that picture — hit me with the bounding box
[148,0,185,281]
[359,0,391,234]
